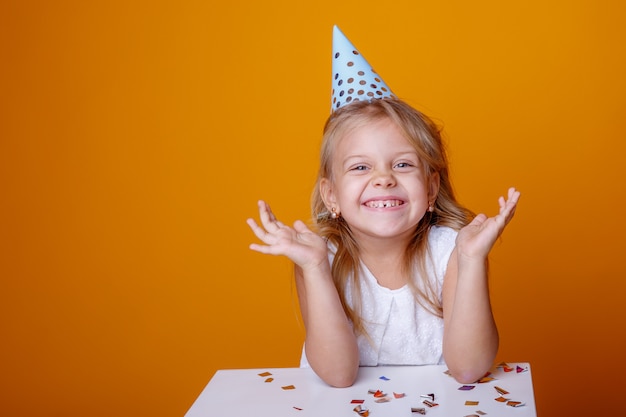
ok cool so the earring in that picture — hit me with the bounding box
[331,207,339,219]
[428,203,434,212]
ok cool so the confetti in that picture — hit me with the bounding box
[293,407,303,411]
[368,389,385,398]
[411,407,426,414]
[351,399,365,404]
[494,396,509,403]
[379,376,390,381]
[476,411,487,415]
[465,400,479,406]
[420,393,435,401]
[459,385,476,391]
[281,385,296,390]
[464,415,480,417]
[477,376,495,383]
[423,399,439,407]
[496,362,514,372]
[393,392,406,399]
[494,386,509,395]
[507,401,525,408]
[264,378,273,383]
[516,365,528,373]
[258,372,272,377]
[353,404,369,416]
[375,396,391,403]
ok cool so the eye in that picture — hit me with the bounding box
[395,162,414,169]
[350,165,369,171]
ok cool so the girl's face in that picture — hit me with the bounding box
[321,117,438,243]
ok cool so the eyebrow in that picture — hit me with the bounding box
[342,151,418,163]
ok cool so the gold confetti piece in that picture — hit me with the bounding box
[507,401,524,407]
[477,376,495,383]
[465,401,479,406]
[258,372,272,377]
[496,362,514,372]
[264,378,273,383]
[476,411,487,416]
[494,386,509,395]
[353,405,369,416]
[372,390,385,398]
[411,408,426,415]
[281,385,296,390]
[423,400,439,407]
[494,396,509,403]
[374,396,390,403]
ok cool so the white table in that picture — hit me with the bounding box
[186,362,536,416]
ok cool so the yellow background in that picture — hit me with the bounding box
[1,1,625,416]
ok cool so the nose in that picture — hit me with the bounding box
[372,168,396,188]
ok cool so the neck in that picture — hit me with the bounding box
[353,233,412,290]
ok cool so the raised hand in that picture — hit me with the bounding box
[455,187,521,260]
[246,200,329,270]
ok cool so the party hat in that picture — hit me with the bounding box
[331,26,395,112]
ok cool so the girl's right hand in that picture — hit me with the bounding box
[247,200,329,271]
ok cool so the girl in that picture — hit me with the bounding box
[247,98,520,387]
[247,27,520,388]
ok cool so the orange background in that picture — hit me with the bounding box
[1,1,625,416]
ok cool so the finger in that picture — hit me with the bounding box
[469,213,488,227]
[258,200,281,231]
[293,219,312,234]
[246,218,270,241]
[249,242,277,255]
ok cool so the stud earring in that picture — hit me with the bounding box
[331,207,339,219]
[428,203,434,212]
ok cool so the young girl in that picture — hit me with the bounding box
[247,28,520,388]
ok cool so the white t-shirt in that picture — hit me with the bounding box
[300,226,457,367]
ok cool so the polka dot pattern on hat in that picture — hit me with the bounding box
[331,26,395,112]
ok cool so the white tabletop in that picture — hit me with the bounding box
[185,362,536,417]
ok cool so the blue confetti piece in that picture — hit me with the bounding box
[379,376,390,381]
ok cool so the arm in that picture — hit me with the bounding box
[247,200,359,387]
[442,187,520,383]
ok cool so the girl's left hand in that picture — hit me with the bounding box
[455,187,521,260]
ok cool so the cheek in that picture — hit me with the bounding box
[335,179,365,206]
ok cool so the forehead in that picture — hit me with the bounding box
[334,117,415,156]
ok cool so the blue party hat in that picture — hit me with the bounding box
[331,26,395,112]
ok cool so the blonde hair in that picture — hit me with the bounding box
[311,98,473,337]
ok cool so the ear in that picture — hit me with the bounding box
[320,177,339,212]
[429,171,440,204]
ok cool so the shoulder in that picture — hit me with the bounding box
[428,225,458,251]
[326,240,337,262]
[427,226,457,278]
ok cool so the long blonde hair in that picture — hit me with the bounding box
[311,98,473,337]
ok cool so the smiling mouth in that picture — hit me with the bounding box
[364,200,404,208]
